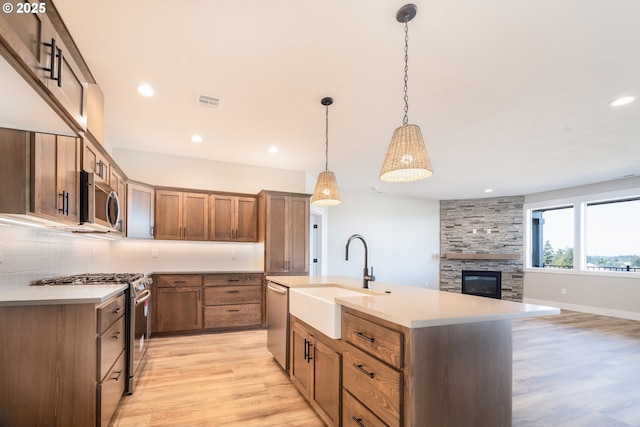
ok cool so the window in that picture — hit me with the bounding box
[530,206,574,269]
[585,198,640,272]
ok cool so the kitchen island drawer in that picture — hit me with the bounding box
[343,390,389,427]
[98,350,126,427]
[343,311,403,369]
[204,285,261,305]
[204,273,262,286]
[343,344,402,427]
[97,315,126,381]
[204,304,261,328]
[155,274,202,288]
[97,293,126,334]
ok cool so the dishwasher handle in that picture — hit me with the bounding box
[267,283,288,295]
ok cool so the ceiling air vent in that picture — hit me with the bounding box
[197,94,220,109]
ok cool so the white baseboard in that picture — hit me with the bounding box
[524,298,640,321]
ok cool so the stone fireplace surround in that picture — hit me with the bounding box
[440,196,524,302]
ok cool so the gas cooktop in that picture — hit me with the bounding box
[33,273,146,286]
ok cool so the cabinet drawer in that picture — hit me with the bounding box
[343,345,402,427]
[97,316,126,381]
[343,311,403,369]
[97,293,126,334]
[204,304,261,328]
[203,273,262,286]
[98,350,126,427]
[155,274,202,288]
[204,285,261,305]
[343,390,389,427]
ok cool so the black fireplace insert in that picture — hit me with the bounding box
[461,270,502,299]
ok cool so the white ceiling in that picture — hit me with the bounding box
[52,0,639,200]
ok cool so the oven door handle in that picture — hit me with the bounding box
[134,289,152,305]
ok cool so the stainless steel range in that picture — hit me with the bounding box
[33,272,153,394]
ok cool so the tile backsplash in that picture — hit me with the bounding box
[0,223,264,290]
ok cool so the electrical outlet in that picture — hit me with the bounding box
[472,229,477,234]
[561,288,567,295]
[151,248,158,258]
[487,229,492,234]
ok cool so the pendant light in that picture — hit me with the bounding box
[311,97,342,206]
[380,4,433,183]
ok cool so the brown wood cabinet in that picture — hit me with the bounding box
[290,316,341,427]
[83,138,110,186]
[0,292,127,427]
[155,190,209,240]
[155,274,203,332]
[259,191,310,274]
[203,273,262,329]
[210,193,258,242]
[341,307,513,427]
[127,181,155,239]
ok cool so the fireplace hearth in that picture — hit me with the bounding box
[462,270,502,299]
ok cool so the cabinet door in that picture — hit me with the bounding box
[57,135,79,222]
[265,194,287,272]
[288,196,310,273]
[155,190,182,240]
[156,287,203,332]
[290,322,312,397]
[210,194,234,241]
[312,340,341,427]
[235,196,258,242]
[183,192,208,240]
[82,140,109,186]
[127,183,154,239]
[0,9,49,85]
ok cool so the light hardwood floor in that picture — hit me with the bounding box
[112,311,640,427]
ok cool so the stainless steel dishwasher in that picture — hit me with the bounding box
[266,281,289,371]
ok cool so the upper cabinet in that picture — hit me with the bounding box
[155,190,209,241]
[127,181,155,239]
[259,191,310,274]
[0,127,80,225]
[0,4,89,131]
[82,139,110,187]
[210,193,258,242]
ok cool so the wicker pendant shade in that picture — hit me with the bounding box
[311,97,342,206]
[379,4,433,183]
[380,124,433,182]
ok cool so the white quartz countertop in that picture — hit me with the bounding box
[0,284,129,306]
[266,275,560,328]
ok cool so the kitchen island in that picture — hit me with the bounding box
[267,275,559,427]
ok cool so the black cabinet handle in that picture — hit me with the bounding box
[55,47,63,87]
[352,416,365,427]
[58,192,66,214]
[353,363,375,378]
[227,309,240,312]
[44,38,56,80]
[353,331,375,343]
[111,370,123,381]
[227,290,240,294]
[173,281,186,284]
[227,279,240,282]
[112,331,122,339]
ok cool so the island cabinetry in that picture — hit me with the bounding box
[342,306,513,427]
[203,273,262,329]
[155,190,209,240]
[210,193,258,242]
[290,315,341,427]
[127,181,155,239]
[258,191,310,274]
[155,274,203,332]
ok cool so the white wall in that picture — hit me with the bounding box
[326,190,440,288]
[112,148,307,194]
[523,176,640,320]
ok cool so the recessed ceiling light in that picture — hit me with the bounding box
[191,134,203,143]
[484,188,494,193]
[267,146,278,154]
[610,96,635,107]
[137,84,154,97]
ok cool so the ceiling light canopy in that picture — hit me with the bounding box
[311,97,341,206]
[380,4,433,183]
[610,96,636,107]
[267,146,279,154]
[137,84,154,97]
[191,134,203,143]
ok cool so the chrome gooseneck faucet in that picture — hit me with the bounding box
[345,234,376,289]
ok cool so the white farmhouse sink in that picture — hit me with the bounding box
[290,286,384,339]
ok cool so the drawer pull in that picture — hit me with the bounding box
[173,280,187,284]
[353,331,375,343]
[227,309,240,312]
[227,290,240,293]
[353,363,375,378]
[111,370,123,381]
[352,416,366,427]
[227,279,240,282]
[112,331,122,339]
[112,307,124,315]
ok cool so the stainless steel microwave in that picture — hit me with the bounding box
[80,170,122,232]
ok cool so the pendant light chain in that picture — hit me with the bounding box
[403,21,410,126]
[325,103,329,171]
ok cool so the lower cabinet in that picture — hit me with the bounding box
[290,316,341,427]
[154,273,262,334]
